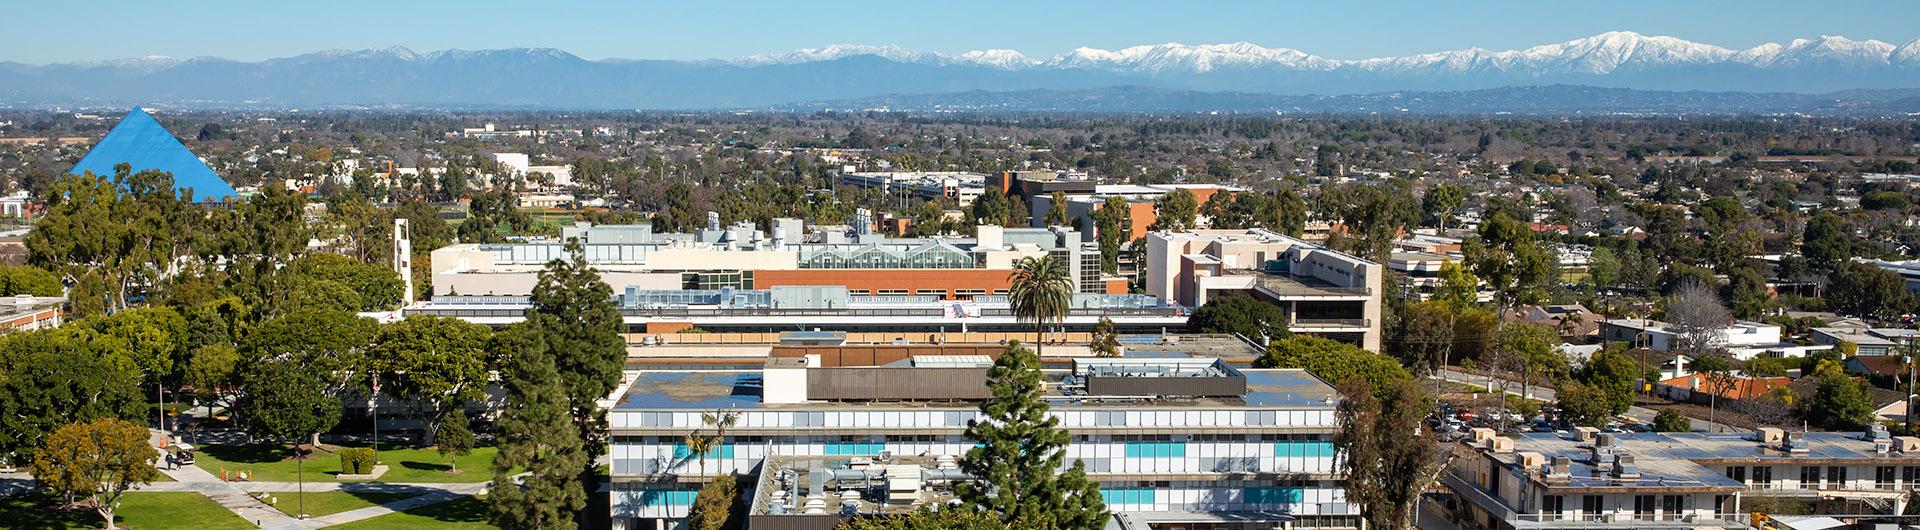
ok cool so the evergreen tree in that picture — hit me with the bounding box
[957,341,1107,530]
[436,409,476,473]
[524,239,626,464]
[489,324,589,530]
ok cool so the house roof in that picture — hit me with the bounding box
[69,108,237,202]
[1658,373,1791,400]
[1847,356,1905,375]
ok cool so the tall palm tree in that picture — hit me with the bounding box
[685,408,740,476]
[1008,255,1073,354]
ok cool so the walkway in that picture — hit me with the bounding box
[146,429,484,529]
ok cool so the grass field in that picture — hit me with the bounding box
[0,491,254,530]
[326,495,494,530]
[193,443,501,483]
[262,490,419,517]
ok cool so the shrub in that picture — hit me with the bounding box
[339,447,376,475]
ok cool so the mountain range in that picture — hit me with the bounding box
[3,31,1919,111]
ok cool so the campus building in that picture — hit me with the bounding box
[605,352,1356,530]
[1443,427,1920,530]
[1144,229,1384,351]
[428,220,1121,299]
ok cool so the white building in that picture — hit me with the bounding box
[1597,319,1810,360]
[1146,229,1383,350]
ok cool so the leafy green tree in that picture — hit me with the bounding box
[1556,382,1615,427]
[971,186,1013,228]
[1335,376,1452,530]
[1392,300,1458,374]
[1044,191,1069,226]
[1574,347,1642,416]
[1007,256,1072,353]
[1494,323,1565,402]
[687,474,739,530]
[489,323,589,530]
[374,315,493,445]
[1433,261,1479,309]
[82,306,190,384]
[1465,212,1556,309]
[1257,336,1410,394]
[1652,409,1692,432]
[908,200,948,237]
[1421,184,1465,230]
[239,361,342,448]
[30,418,161,530]
[1828,262,1914,321]
[0,327,145,462]
[0,264,63,297]
[523,239,627,465]
[958,342,1107,530]
[183,344,243,402]
[1319,182,1419,262]
[1092,196,1132,274]
[244,308,379,397]
[1805,371,1875,431]
[436,409,476,473]
[1091,316,1120,357]
[1148,189,1198,232]
[288,253,405,311]
[1802,212,1855,273]
[1187,293,1289,344]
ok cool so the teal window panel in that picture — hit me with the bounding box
[1124,442,1187,458]
[1245,487,1303,504]
[1100,488,1156,505]
[639,489,700,506]
[673,444,732,460]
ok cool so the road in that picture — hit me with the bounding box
[1431,368,1736,434]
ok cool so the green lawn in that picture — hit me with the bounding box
[0,491,254,530]
[264,490,419,517]
[326,495,493,530]
[193,443,501,483]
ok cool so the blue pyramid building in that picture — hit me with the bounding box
[69,107,238,202]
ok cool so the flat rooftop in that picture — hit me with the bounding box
[1252,272,1370,298]
[1488,431,1920,491]
[614,368,1337,411]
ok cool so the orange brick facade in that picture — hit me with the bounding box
[751,269,1013,300]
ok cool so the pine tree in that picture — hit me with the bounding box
[524,239,626,463]
[489,324,589,530]
[958,341,1107,530]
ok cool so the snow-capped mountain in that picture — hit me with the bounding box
[2,31,1918,110]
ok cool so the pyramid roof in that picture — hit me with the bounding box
[69,108,237,202]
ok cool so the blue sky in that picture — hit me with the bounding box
[10,0,1917,64]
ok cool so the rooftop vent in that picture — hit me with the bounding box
[1785,432,1811,453]
[1866,423,1892,443]
[1613,454,1640,479]
[1572,426,1600,443]
[1548,456,1573,479]
[1488,436,1515,454]
[1595,433,1616,448]
[1895,436,1920,453]
[1755,427,1785,445]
